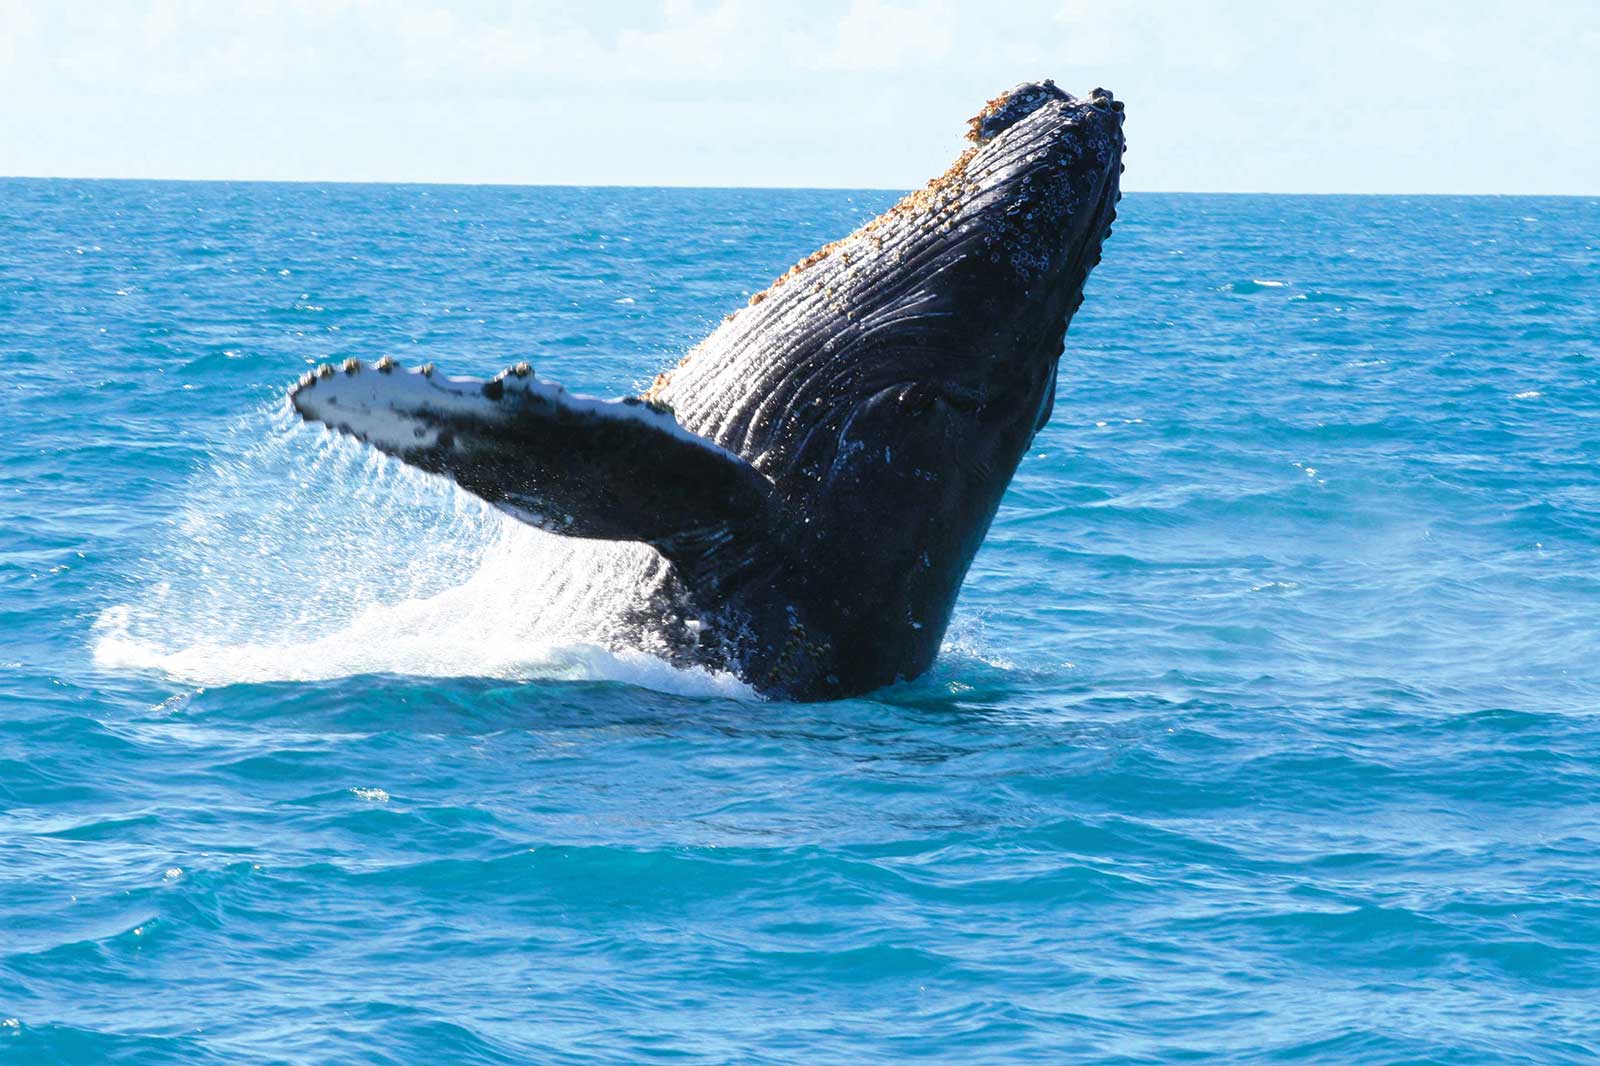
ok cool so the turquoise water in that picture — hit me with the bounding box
[2,179,1597,1063]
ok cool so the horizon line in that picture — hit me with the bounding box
[2,174,1596,199]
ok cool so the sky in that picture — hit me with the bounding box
[1,1,1595,193]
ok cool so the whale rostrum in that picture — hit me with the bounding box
[290,79,1125,699]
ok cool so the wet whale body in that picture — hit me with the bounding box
[289,80,1125,699]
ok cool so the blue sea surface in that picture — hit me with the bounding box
[1,179,1597,1064]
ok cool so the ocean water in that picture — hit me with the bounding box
[2,178,1597,1064]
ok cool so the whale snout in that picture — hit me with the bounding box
[968,79,1124,149]
[998,82,1123,222]
[947,81,1124,352]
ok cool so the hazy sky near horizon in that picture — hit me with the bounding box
[1,1,1595,193]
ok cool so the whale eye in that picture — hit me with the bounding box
[896,383,939,416]
[895,381,984,418]
[940,384,983,414]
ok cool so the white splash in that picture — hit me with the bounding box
[92,405,754,700]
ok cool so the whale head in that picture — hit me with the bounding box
[951,80,1125,441]
[639,79,1125,691]
[656,79,1123,473]
[877,80,1125,486]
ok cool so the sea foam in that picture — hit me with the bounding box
[92,405,753,700]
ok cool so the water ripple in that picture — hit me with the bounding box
[1,182,1597,1063]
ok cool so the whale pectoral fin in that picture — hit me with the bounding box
[289,362,776,553]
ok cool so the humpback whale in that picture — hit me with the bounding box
[289,80,1125,699]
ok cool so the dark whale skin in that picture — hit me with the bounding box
[290,80,1125,700]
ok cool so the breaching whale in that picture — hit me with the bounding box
[289,80,1125,700]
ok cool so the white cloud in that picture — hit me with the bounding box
[824,0,956,72]
[0,1,1594,191]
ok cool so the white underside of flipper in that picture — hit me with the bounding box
[290,360,748,465]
